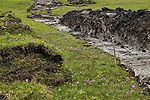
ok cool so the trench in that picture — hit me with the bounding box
[27,0,150,91]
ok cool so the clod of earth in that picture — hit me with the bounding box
[0,43,71,86]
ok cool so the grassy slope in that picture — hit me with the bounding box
[0,0,150,99]
[53,0,150,15]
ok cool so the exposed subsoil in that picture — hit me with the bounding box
[0,43,71,86]
[27,0,150,93]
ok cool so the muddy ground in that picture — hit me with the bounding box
[26,0,150,92]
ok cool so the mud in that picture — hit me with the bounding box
[0,43,71,86]
[27,0,150,92]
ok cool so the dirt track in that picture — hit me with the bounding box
[27,0,150,90]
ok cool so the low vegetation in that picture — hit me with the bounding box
[0,0,150,99]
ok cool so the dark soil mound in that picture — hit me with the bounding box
[60,7,150,51]
[0,43,71,86]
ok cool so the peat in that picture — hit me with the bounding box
[60,7,150,51]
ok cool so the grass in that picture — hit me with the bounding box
[0,0,150,99]
[53,0,150,15]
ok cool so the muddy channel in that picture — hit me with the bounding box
[27,0,150,90]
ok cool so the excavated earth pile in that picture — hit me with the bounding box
[60,7,150,51]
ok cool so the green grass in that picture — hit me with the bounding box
[53,0,150,15]
[0,0,150,99]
